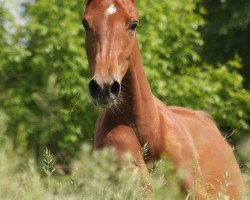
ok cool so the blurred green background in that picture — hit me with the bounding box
[0,0,249,167]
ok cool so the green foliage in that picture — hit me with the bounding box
[0,1,98,163]
[160,62,250,140]
[0,137,249,199]
[0,0,249,164]
[138,0,203,75]
[201,0,250,88]
[137,0,250,142]
[0,139,185,200]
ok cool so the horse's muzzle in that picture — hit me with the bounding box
[88,79,121,107]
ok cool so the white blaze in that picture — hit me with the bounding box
[105,4,117,16]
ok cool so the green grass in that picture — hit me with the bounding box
[0,137,249,200]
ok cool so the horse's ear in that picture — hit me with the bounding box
[131,0,136,3]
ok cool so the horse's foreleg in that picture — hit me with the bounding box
[165,128,207,199]
[96,125,150,189]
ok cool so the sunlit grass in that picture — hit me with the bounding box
[0,137,249,200]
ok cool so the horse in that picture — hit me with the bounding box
[82,0,244,199]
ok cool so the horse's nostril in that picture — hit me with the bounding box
[109,81,121,96]
[89,79,101,98]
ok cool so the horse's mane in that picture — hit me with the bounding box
[84,0,91,6]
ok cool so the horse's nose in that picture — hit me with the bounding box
[88,79,121,103]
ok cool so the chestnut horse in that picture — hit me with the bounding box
[82,0,243,199]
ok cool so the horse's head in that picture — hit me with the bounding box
[83,0,138,106]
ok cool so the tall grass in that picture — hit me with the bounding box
[0,137,249,200]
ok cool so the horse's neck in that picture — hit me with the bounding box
[121,39,160,149]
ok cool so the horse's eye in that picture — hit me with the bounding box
[129,21,139,31]
[82,18,90,30]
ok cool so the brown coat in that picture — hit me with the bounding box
[83,0,244,199]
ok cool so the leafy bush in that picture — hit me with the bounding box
[0,137,184,200]
[200,0,250,88]
[137,0,250,143]
[1,137,249,200]
[0,1,97,163]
